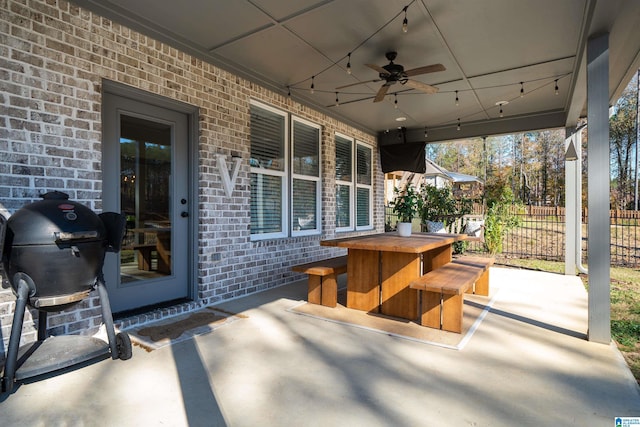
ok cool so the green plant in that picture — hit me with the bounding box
[391,183,421,223]
[484,186,522,254]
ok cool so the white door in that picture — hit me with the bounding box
[102,91,192,313]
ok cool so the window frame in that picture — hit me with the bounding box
[291,116,322,237]
[335,132,354,232]
[355,140,374,231]
[334,133,374,232]
[249,100,289,241]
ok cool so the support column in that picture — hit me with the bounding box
[587,33,611,344]
[565,128,577,276]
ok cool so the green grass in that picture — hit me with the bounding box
[496,257,640,384]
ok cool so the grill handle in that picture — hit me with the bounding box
[54,230,99,241]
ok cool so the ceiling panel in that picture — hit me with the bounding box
[71,0,640,139]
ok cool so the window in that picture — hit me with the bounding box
[291,117,321,236]
[356,142,373,229]
[250,101,288,239]
[335,134,373,231]
[335,133,353,231]
[250,100,321,239]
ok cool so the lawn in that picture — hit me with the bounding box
[495,256,640,384]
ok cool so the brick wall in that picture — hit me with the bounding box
[0,0,382,355]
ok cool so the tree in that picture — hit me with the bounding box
[610,74,638,210]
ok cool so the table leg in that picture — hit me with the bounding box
[380,252,421,320]
[422,244,452,273]
[347,249,380,312]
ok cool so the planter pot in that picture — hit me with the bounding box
[397,222,412,237]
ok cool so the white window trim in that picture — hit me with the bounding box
[335,132,355,233]
[355,140,374,231]
[291,115,322,237]
[250,100,289,241]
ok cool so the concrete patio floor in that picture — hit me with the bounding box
[2,267,640,426]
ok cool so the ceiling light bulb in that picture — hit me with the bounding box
[457,118,461,131]
[424,127,428,138]
[520,82,524,98]
[500,106,503,117]
[455,90,459,106]
[402,6,408,33]
[310,76,315,94]
[335,92,339,106]
[347,53,352,75]
[394,93,398,109]
[555,79,559,95]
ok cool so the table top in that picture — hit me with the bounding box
[320,232,466,253]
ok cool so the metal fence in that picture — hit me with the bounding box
[385,205,640,268]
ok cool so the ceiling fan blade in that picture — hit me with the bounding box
[403,79,439,94]
[335,79,381,90]
[374,84,390,103]
[404,63,446,77]
[366,63,389,75]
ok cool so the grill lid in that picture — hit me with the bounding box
[6,191,106,246]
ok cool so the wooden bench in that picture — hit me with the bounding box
[451,256,495,296]
[409,256,494,333]
[291,256,347,308]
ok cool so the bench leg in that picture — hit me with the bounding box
[442,293,464,333]
[474,270,490,296]
[137,248,153,271]
[308,275,322,305]
[307,274,338,308]
[321,274,338,308]
[419,291,441,329]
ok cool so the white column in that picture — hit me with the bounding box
[587,33,611,344]
[564,128,577,276]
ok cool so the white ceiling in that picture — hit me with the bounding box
[72,0,640,141]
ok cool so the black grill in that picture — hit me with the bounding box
[0,191,132,394]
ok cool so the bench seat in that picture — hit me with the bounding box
[409,258,493,333]
[292,256,347,307]
[452,256,495,296]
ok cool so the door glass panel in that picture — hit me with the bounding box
[120,115,172,281]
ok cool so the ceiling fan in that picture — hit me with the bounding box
[336,51,445,103]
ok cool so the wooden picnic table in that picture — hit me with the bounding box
[321,232,467,320]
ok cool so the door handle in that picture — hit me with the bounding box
[181,211,189,218]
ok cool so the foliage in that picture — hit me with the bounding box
[484,185,522,254]
[419,183,472,253]
[391,182,421,223]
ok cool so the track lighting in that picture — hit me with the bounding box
[347,53,352,75]
[402,6,408,33]
[310,76,315,94]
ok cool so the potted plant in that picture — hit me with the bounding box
[391,183,420,236]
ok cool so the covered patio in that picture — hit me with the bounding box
[2,267,639,425]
